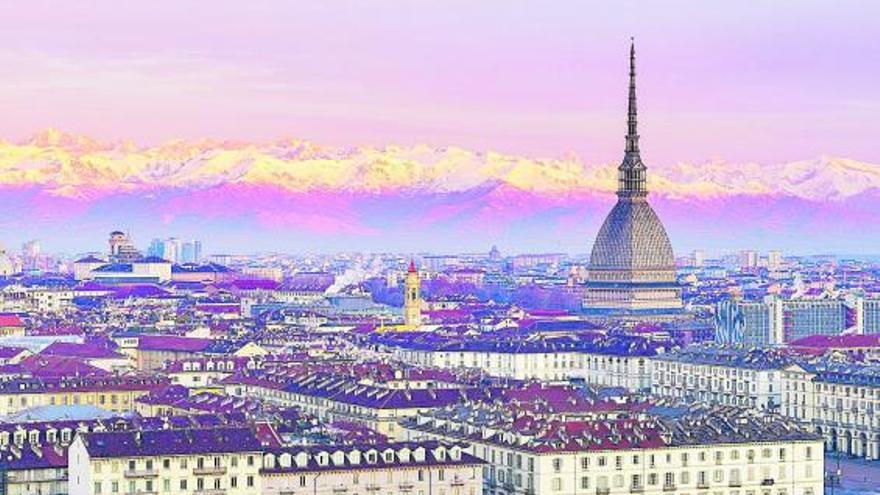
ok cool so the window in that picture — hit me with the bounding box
[111,481,118,493]
[247,475,255,487]
[163,459,170,469]
[180,480,188,490]
[553,458,562,473]
[94,482,102,494]
[581,476,590,489]
[552,478,562,491]
[231,477,238,488]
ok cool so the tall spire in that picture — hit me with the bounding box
[626,38,639,155]
[618,37,647,198]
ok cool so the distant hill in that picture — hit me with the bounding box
[1,129,878,254]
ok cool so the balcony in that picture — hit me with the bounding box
[124,469,159,478]
[193,490,226,495]
[451,478,466,487]
[365,484,381,491]
[596,488,610,495]
[194,466,227,476]
[697,482,710,489]
[761,479,775,486]
[399,482,415,491]
[333,485,350,493]
[729,481,742,488]
[629,485,645,493]
[662,485,677,492]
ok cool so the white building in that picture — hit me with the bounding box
[781,362,880,460]
[68,426,264,495]
[651,346,790,411]
[402,402,824,495]
[261,442,484,495]
[377,334,666,389]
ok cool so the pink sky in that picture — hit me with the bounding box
[0,1,878,164]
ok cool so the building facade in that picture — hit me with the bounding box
[781,362,880,460]
[68,427,264,495]
[261,442,484,495]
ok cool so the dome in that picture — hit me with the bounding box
[589,198,675,272]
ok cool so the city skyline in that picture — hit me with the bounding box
[2,4,880,495]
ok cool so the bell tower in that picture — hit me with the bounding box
[404,259,422,326]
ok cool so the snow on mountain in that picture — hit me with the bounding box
[3,130,878,200]
[0,131,879,252]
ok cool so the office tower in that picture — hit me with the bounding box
[767,249,782,270]
[740,250,758,269]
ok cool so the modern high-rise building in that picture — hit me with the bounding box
[148,237,202,264]
[739,249,758,269]
[767,249,783,270]
[715,298,782,346]
[691,249,705,267]
[584,41,682,315]
[715,296,850,345]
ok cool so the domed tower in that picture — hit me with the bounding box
[404,259,422,326]
[584,40,682,315]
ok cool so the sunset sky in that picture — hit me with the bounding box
[1,0,879,165]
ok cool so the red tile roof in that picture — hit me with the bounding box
[0,313,24,327]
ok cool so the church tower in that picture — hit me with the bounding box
[404,259,422,326]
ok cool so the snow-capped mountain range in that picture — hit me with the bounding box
[1,129,878,254]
